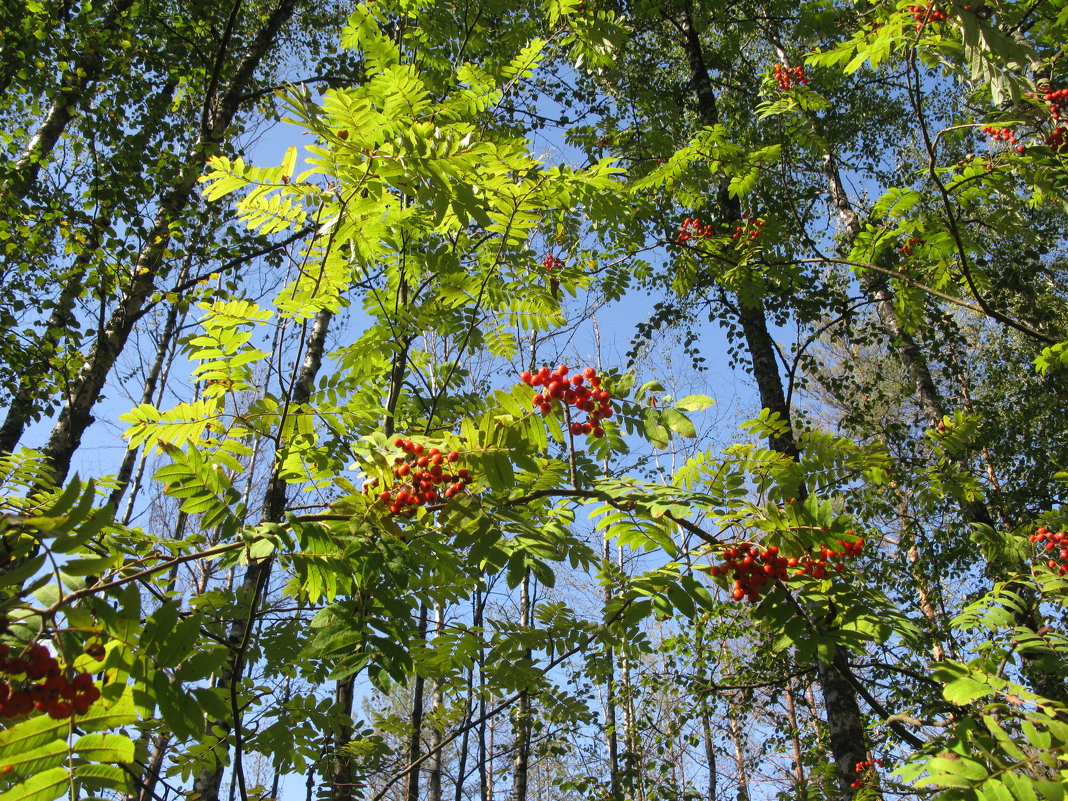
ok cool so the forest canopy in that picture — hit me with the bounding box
[0,1,1067,800]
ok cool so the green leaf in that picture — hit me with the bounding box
[663,408,696,438]
[674,394,714,412]
[943,676,997,706]
[0,738,66,778]
[73,763,134,793]
[72,733,135,764]
[0,715,67,762]
[77,687,138,732]
[0,767,68,801]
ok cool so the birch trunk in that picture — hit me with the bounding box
[428,603,444,801]
[819,124,1067,705]
[40,0,300,485]
[4,0,137,196]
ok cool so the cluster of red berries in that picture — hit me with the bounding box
[898,236,923,256]
[732,214,765,243]
[376,440,469,517]
[1030,527,1068,575]
[982,125,1026,153]
[773,63,808,91]
[676,217,715,243]
[521,365,613,438]
[908,3,947,29]
[1047,127,1068,154]
[1045,88,1068,121]
[850,758,884,789]
[540,253,564,272]
[0,643,101,720]
[709,535,865,603]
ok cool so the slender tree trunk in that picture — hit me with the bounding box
[785,676,806,801]
[727,701,750,801]
[139,732,171,801]
[0,216,102,453]
[455,620,475,801]
[486,707,495,801]
[108,258,190,509]
[329,294,414,801]
[40,0,300,486]
[429,603,444,801]
[676,8,869,799]
[3,0,137,197]
[820,149,946,424]
[329,676,355,801]
[406,604,429,801]
[511,569,531,801]
[191,308,333,801]
[603,530,620,798]
[478,587,490,801]
[701,708,716,801]
[120,320,185,525]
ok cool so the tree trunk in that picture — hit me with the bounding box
[726,701,750,801]
[0,217,101,453]
[329,676,356,801]
[676,8,869,798]
[108,258,190,510]
[428,603,444,801]
[405,604,429,801]
[40,0,300,486]
[478,587,490,801]
[784,675,806,801]
[139,731,171,801]
[821,130,1068,706]
[701,708,716,801]
[191,307,332,801]
[511,569,531,801]
[603,528,620,798]
[4,0,137,196]
[455,593,477,801]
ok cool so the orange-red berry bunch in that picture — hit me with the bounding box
[709,544,791,602]
[898,236,923,256]
[982,125,1025,153]
[1029,526,1068,575]
[710,535,865,602]
[1047,127,1068,154]
[521,365,613,438]
[676,217,715,243]
[732,213,765,243]
[1045,87,1068,122]
[850,758,884,789]
[0,643,101,720]
[908,3,947,29]
[773,63,808,91]
[377,440,468,517]
[540,253,564,272]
